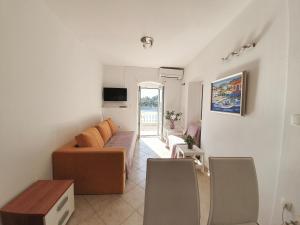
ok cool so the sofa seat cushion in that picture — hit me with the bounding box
[75,127,104,148]
[105,131,137,173]
[96,121,112,144]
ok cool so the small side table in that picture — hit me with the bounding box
[176,144,205,173]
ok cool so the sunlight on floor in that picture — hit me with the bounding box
[140,137,171,158]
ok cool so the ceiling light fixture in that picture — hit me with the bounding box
[140,36,154,49]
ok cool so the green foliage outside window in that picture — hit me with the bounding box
[140,95,158,108]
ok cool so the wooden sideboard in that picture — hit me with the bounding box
[0,180,74,225]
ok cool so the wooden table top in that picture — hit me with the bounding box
[0,180,73,216]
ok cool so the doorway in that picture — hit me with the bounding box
[138,85,164,137]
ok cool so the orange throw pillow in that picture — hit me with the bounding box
[106,118,118,135]
[75,127,104,148]
[96,121,112,144]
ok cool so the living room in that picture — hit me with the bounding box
[0,0,299,225]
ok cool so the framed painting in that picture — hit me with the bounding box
[210,72,247,116]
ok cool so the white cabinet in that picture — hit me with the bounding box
[44,184,74,225]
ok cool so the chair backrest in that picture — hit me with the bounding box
[143,159,200,225]
[208,157,259,225]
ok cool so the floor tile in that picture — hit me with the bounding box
[121,212,143,225]
[134,152,147,159]
[80,214,106,225]
[99,198,135,225]
[129,168,146,184]
[137,203,144,216]
[133,160,147,171]
[136,164,147,173]
[137,179,146,189]
[124,179,137,193]
[68,195,95,224]
[85,194,121,213]
[122,186,145,209]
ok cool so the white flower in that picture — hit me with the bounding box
[171,115,176,120]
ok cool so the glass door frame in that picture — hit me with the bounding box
[138,86,164,137]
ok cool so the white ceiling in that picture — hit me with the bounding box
[45,0,251,68]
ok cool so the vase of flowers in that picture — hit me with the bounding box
[184,135,195,149]
[165,110,182,129]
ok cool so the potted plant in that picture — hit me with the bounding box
[184,135,195,149]
[165,110,182,129]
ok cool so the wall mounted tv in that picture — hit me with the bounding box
[103,87,127,101]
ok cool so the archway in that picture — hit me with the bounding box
[138,82,164,137]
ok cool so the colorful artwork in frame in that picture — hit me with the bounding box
[210,72,247,115]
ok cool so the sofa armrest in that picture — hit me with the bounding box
[52,147,126,194]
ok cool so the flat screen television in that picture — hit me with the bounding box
[103,87,127,101]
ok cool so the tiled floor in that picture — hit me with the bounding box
[140,124,158,136]
[67,137,210,225]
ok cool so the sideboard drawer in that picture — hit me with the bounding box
[44,184,74,225]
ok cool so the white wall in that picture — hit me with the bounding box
[272,0,300,223]
[164,79,183,113]
[181,0,289,224]
[102,65,182,131]
[185,81,203,127]
[0,0,103,212]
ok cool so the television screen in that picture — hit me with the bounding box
[103,88,127,101]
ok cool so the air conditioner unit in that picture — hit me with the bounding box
[159,67,184,80]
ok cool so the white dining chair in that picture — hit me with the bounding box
[143,158,200,225]
[208,157,259,225]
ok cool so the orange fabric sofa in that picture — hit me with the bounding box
[52,119,137,194]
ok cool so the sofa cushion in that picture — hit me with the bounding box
[105,131,137,174]
[106,118,118,135]
[75,127,104,148]
[96,121,112,144]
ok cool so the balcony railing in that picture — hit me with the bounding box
[141,110,158,124]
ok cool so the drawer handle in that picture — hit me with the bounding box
[57,196,68,212]
[58,210,69,225]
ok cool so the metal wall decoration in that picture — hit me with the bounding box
[222,42,256,61]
